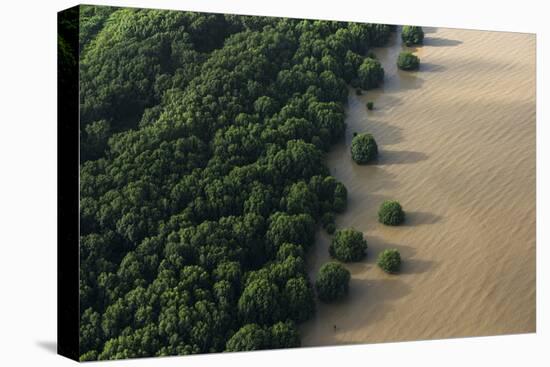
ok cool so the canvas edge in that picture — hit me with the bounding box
[57,4,81,362]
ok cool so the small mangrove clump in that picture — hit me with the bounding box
[397,51,420,71]
[367,101,374,110]
[315,262,351,302]
[377,249,402,273]
[401,25,424,46]
[325,223,336,235]
[351,133,378,164]
[378,200,405,226]
[357,57,384,90]
[329,228,368,262]
[321,212,337,234]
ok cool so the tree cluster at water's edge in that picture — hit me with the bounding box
[74,5,395,360]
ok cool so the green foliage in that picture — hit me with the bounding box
[364,23,392,46]
[351,133,378,164]
[285,181,319,217]
[213,261,242,289]
[269,321,301,349]
[82,120,111,161]
[224,321,300,352]
[254,96,279,119]
[276,243,304,262]
[378,200,405,225]
[79,5,116,52]
[225,324,271,352]
[357,57,384,90]
[80,350,99,361]
[397,51,420,71]
[401,25,424,46]
[366,101,374,110]
[76,5,393,359]
[321,212,336,233]
[238,278,282,325]
[283,277,315,322]
[315,262,351,302]
[326,223,336,234]
[329,228,367,262]
[266,212,315,256]
[377,249,401,273]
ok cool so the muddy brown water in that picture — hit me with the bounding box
[300,26,536,346]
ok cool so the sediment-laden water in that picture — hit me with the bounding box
[301,26,536,346]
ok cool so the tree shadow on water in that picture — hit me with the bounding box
[379,149,428,165]
[323,236,438,335]
[400,258,436,275]
[404,211,443,227]
[342,192,394,233]
[343,277,412,331]
[424,37,463,47]
[421,62,446,73]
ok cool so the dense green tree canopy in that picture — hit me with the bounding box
[75,4,392,360]
[357,57,384,90]
[266,212,316,257]
[225,324,271,352]
[329,228,368,262]
[378,200,405,226]
[283,277,316,322]
[285,181,319,217]
[351,133,378,164]
[269,321,301,349]
[377,249,402,273]
[401,25,424,46]
[238,278,283,325]
[397,51,420,71]
[315,262,351,302]
[224,321,300,352]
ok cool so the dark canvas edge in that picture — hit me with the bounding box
[57,4,80,362]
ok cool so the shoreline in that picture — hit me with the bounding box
[301,26,535,346]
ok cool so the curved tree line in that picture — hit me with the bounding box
[77,5,395,360]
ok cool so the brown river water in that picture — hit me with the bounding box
[301,26,536,346]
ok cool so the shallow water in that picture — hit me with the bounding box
[300,26,536,345]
